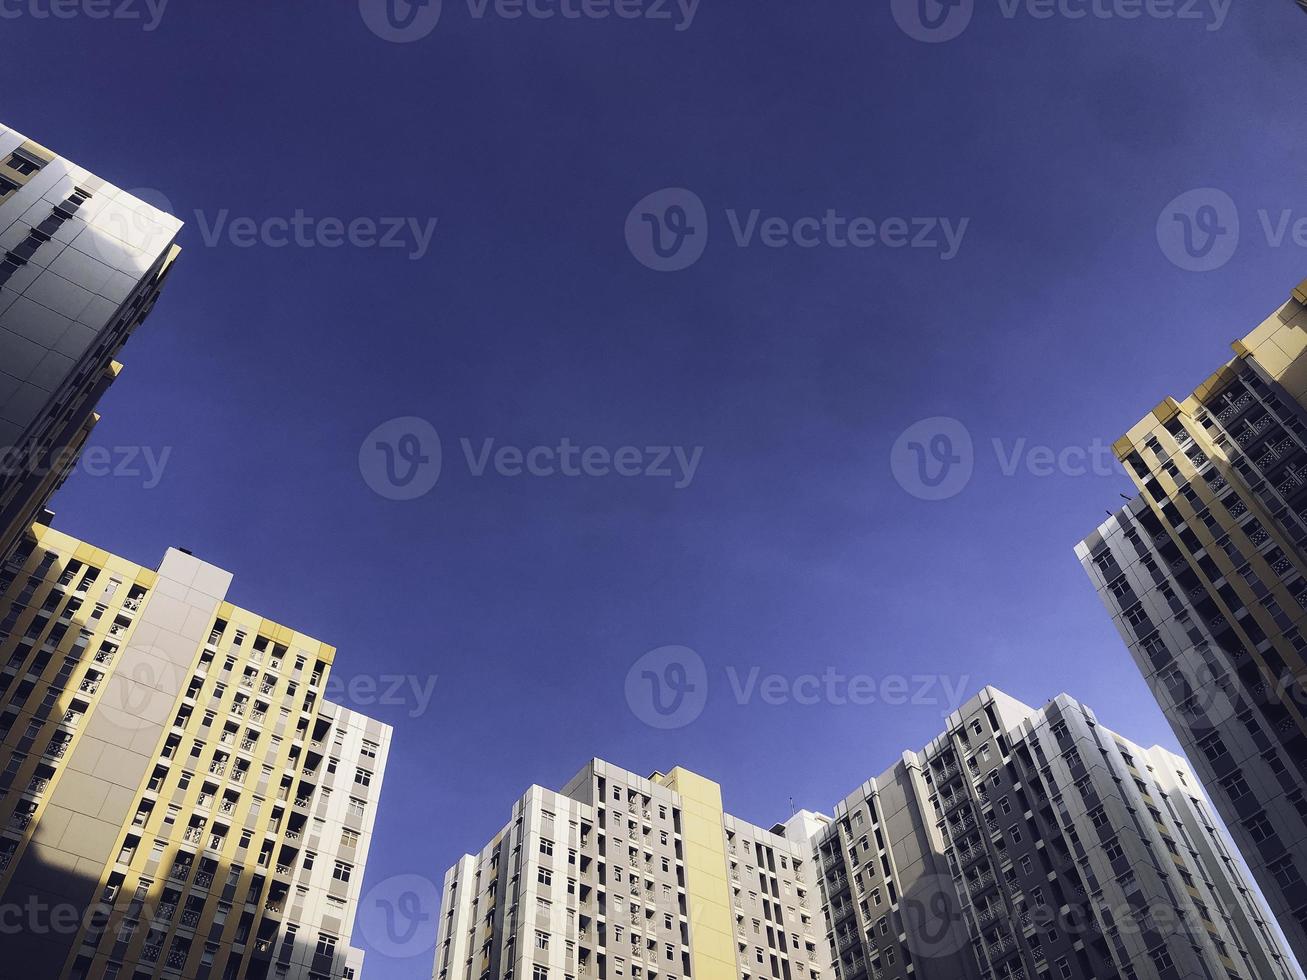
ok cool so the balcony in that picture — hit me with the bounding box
[986,935,1016,959]
[182,827,204,844]
[78,678,99,695]
[968,870,997,896]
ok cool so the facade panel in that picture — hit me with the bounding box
[0,525,392,979]
[0,123,182,562]
[1078,274,1307,966]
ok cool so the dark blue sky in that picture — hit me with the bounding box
[7,1,1307,975]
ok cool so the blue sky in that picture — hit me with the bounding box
[6,1,1307,975]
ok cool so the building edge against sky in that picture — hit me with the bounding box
[0,524,393,979]
[434,687,1294,980]
[1078,273,1307,967]
[0,122,182,563]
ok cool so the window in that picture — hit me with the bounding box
[1269,857,1302,888]
[5,153,41,176]
[1220,772,1252,801]
[316,934,337,957]
[1243,813,1276,844]
[533,966,549,980]
[536,931,550,950]
[332,861,352,883]
[360,740,378,760]
[538,868,553,886]
[341,829,360,848]
[354,768,372,787]
[540,839,554,856]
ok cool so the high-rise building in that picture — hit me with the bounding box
[434,761,832,980]
[1077,274,1307,966]
[0,123,182,562]
[0,524,392,980]
[434,689,1291,980]
[807,688,1294,980]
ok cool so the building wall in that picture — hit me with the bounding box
[796,689,1296,980]
[1078,276,1307,967]
[0,525,392,980]
[435,762,831,980]
[444,689,1297,980]
[0,122,182,561]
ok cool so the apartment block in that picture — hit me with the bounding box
[434,761,830,980]
[439,690,1295,980]
[0,122,182,561]
[804,688,1294,980]
[1078,274,1307,965]
[0,524,392,980]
